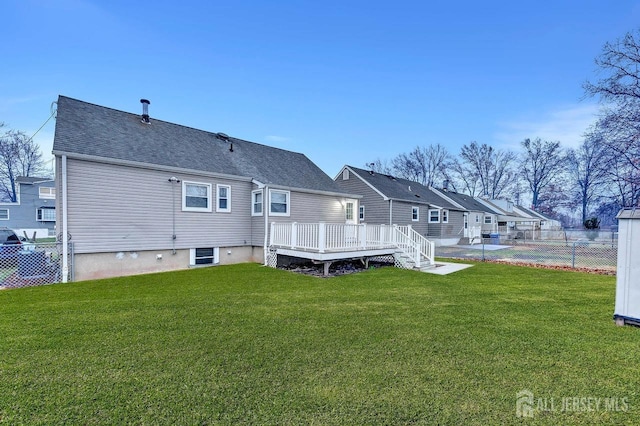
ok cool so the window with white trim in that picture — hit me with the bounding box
[0,209,8,220]
[442,209,449,223]
[39,187,56,199]
[216,184,231,212]
[484,215,492,224]
[428,209,440,223]
[269,189,290,216]
[412,206,419,221]
[37,207,55,222]
[189,247,219,266]
[182,181,212,212]
[475,214,480,223]
[359,205,365,221]
[346,202,354,221]
[252,190,263,216]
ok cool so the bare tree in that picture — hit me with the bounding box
[458,141,516,199]
[364,158,393,175]
[449,158,479,196]
[519,138,565,209]
[386,144,453,187]
[0,129,48,202]
[565,132,610,224]
[584,28,640,204]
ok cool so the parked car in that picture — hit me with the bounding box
[0,228,26,265]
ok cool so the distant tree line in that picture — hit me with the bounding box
[367,28,640,229]
[0,123,48,202]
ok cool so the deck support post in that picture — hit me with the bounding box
[323,261,332,276]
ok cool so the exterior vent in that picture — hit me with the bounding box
[140,99,151,124]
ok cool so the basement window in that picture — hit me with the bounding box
[190,247,219,266]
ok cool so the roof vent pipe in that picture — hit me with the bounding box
[140,99,151,124]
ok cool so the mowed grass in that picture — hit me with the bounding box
[0,263,638,425]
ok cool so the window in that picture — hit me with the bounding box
[39,187,56,199]
[0,209,8,220]
[269,189,290,216]
[484,215,492,224]
[37,207,55,222]
[342,169,350,180]
[216,184,231,212]
[442,209,449,223]
[475,214,480,223]
[182,181,212,212]
[189,247,219,266]
[428,209,440,223]
[359,205,365,221]
[252,190,263,216]
[346,202,354,221]
[412,206,419,221]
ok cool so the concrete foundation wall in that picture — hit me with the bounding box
[74,245,262,281]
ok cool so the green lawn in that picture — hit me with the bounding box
[0,263,638,424]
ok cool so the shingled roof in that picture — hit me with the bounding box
[437,190,502,214]
[53,96,348,194]
[345,165,460,209]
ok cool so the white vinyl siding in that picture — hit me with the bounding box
[269,189,290,216]
[412,206,419,222]
[183,181,212,212]
[216,184,231,213]
[428,209,440,223]
[252,190,263,216]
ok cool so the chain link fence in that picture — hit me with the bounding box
[0,242,73,290]
[437,237,617,273]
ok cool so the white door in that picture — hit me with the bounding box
[463,213,469,237]
[345,199,357,225]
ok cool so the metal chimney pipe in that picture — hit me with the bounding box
[140,99,150,124]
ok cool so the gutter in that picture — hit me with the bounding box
[61,155,69,283]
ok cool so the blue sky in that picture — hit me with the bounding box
[3,0,640,177]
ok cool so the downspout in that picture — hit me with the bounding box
[61,155,69,283]
[263,185,269,265]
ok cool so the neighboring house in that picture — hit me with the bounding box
[514,205,562,231]
[334,165,465,246]
[476,198,541,238]
[52,96,359,281]
[0,176,56,239]
[430,188,501,239]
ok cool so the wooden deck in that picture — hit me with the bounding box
[269,222,435,275]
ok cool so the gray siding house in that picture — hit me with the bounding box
[0,176,56,238]
[52,96,358,281]
[334,165,465,246]
[430,188,501,237]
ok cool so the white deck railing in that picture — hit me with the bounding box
[270,222,435,267]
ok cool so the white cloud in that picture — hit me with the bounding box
[494,103,600,149]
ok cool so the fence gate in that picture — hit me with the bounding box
[0,242,73,290]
